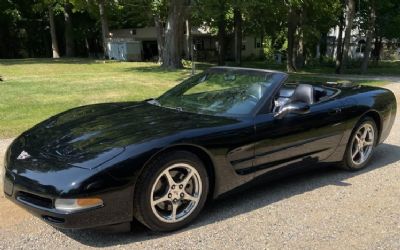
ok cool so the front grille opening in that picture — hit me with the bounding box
[42,215,65,224]
[17,191,53,209]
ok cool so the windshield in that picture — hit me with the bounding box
[155,68,284,116]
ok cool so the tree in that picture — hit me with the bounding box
[64,0,75,57]
[0,0,21,58]
[216,9,227,66]
[286,2,300,72]
[230,0,249,65]
[283,0,341,70]
[154,13,165,63]
[299,0,341,67]
[336,0,356,74]
[243,0,286,63]
[335,3,345,72]
[193,0,230,66]
[33,0,62,58]
[233,7,242,65]
[1,0,398,66]
[361,0,376,73]
[48,6,60,58]
[162,0,187,68]
[97,0,109,58]
[373,0,400,62]
[151,0,168,63]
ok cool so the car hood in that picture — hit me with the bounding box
[13,101,236,169]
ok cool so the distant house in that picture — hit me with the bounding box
[107,26,264,62]
[326,25,400,60]
[107,27,158,61]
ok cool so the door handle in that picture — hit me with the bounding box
[329,108,342,115]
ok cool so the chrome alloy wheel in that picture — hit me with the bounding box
[351,123,375,166]
[150,163,202,223]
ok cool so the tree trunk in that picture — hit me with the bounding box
[361,5,376,74]
[98,0,110,58]
[335,10,344,73]
[85,37,91,57]
[330,37,336,59]
[295,8,305,68]
[287,6,297,72]
[234,8,242,65]
[185,19,191,60]
[217,14,226,66]
[64,1,74,57]
[319,32,328,63]
[337,0,355,74]
[48,6,60,58]
[296,29,305,68]
[373,37,382,65]
[154,16,165,63]
[162,0,186,69]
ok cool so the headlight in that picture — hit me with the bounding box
[54,198,103,212]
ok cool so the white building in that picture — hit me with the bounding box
[326,24,400,60]
[107,26,264,61]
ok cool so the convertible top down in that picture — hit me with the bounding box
[3,67,396,232]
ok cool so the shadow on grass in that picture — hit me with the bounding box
[122,62,214,73]
[121,66,190,83]
[0,58,105,65]
[60,142,400,247]
[123,65,179,73]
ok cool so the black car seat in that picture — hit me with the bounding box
[247,82,270,101]
[290,84,314,105]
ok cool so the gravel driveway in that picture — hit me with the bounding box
[0,84,399,250]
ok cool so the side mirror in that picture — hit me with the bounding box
[274,102,310,119]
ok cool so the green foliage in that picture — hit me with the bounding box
[192,0,230,34]
[375,0,400,39]
[0,0,399,70]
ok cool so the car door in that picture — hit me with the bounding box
[250,97,346,175]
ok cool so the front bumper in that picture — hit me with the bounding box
[3,168,133,229]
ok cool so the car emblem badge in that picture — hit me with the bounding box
[17,151,31,160]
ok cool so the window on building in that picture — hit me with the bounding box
[356,40,366,53]
[194,39,205,50]
[255,37,262,48]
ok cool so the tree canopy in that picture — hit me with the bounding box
[0,0,399,72]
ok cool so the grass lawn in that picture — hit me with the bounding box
[0,58,391,139]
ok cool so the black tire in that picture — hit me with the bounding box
[133,151,209,232]
[340,117,378,171]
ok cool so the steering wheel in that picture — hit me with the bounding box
[247,94,259,104]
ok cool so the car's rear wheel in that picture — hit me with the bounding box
[341,117,378,170]
[133,151,209,232]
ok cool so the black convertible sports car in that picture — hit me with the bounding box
[3,67,397,232]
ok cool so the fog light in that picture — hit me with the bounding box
[55,198,103,212]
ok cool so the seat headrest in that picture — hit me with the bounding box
[247,83,269,100]
[290,84,314,105]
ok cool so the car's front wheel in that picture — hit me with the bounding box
[133,151,209,232]
[341,117,378,170]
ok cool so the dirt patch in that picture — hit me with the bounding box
[0,138,32,231]
[0,138,14,196]
[385,83,400,100]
